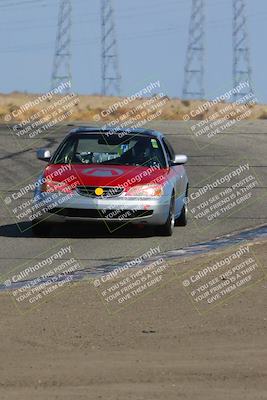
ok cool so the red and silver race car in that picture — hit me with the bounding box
[32,127,189,236]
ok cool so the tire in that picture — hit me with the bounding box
[175,186,188,226]
[31,220,51,237]
[155,194,175,237]
[175,204,188,226]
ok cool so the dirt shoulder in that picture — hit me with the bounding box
[0,239,266,400]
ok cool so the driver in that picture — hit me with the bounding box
[118,139,151,165]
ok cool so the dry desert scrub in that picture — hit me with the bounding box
[0,92,266,123]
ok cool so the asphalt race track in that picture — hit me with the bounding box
[0,120,266,277]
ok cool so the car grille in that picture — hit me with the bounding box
[76,185,124,198]
[48,208,153,219]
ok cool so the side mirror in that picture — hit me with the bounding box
[173,154,188,165]
[37,148,51,162]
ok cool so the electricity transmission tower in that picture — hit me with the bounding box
[51,0,72,92]
[232,0,254,100]
[101,0,121,96]
[183,0,205,99]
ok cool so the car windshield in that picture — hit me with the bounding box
[52,133,166,168]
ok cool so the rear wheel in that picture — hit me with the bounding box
[155,195,175,237]
[175,203,188,226]
[175,186,188,226]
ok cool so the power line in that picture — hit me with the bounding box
[0,0,47,9]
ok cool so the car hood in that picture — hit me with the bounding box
[44,163,171,187]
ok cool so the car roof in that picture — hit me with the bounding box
[68,126,163,139]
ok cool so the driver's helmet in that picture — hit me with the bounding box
[132,139,151,162]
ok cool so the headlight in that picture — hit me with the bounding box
[124,184,164,197]
[41,179,73,193]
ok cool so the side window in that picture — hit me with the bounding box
[53,138,76,164]
[162,138,174,164]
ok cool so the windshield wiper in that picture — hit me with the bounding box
[99,163,124,166]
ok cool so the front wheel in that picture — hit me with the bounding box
[155,196,175,237]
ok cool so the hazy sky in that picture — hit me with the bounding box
[1,0,266,102]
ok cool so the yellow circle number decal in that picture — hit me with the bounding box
[95,187,104,196]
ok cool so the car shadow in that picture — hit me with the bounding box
[0,221,155,238]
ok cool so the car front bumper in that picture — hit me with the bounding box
[32,191,171,226]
